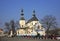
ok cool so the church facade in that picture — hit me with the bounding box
[16,9,46,36]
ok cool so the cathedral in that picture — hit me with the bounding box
[16,9,46,36]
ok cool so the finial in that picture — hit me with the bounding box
[32,9,36,17]
[33,10,35,14]
[21,8,23,12]
[21,8,24,16]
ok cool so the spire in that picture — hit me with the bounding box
[32,10,36,17]
[33,10,35,14]
[20,9,25,20]
[21,9,24,16]
[21,9,23,12]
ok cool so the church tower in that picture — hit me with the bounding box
[32,10,39,25]
[19,9,25,28]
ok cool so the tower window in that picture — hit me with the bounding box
[22,25,23,27]
[37,25,40,29]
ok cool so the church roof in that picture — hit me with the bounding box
[26,16,38,24]
[20,17,25,20]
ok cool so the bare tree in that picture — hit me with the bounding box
[5,22,10,34]
[10,20,16,35]
[5,20,16,35]
[41,15,57,34]
[15,21,20,29]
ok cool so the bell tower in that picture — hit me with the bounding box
[19,9,25,28]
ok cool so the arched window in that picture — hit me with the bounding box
[37,25,40,29]
[22,25,23,27]
[18,32,19,34]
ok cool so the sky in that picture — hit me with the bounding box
[0,0,60,28]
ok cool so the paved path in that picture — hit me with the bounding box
[0,37,60,41]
